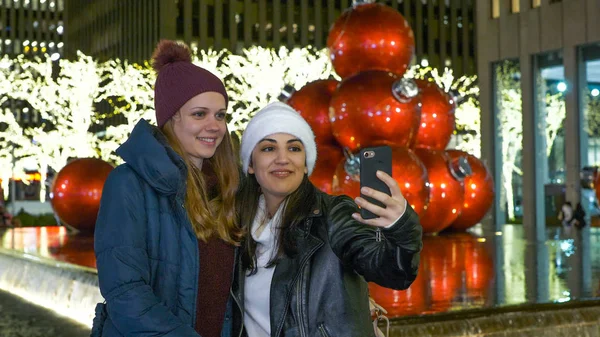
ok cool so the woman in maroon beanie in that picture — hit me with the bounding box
[92,40,241,337]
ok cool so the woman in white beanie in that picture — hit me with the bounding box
[229,102,422,337]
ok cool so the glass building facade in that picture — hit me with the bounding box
[477,0,599,301]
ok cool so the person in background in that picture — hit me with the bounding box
[558,201,574,227]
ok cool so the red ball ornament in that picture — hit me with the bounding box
[331,147,429,217]
[447,150,494,230]
[391,147,429,217]
[50,158,114,232]
[287,79,339,146]
[413,79,456,150]
[310,145,344,194]
[330,71,421,153]
[415,148,470,234]
[327,3,415,79]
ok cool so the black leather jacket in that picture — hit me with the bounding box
[231,191,422,337]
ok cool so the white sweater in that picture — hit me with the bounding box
[244,195,283,337]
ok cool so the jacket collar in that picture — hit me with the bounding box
[116,119,187,198]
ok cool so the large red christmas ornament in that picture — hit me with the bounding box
[50,158,114,232]
[446,150,495,230]
[327,2,415,79]
[415,148,471,234]
[330,70,421,152]
[413,79,456,150]
[310,145,344,194]
[331,147,429,217]
[287,79,339,146]
[390,147,429,217]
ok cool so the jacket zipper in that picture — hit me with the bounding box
[297,218,310,337]
[296,269,306,337]
[275,301,289,336]
[376,228,382,242]
[274,219,322,337]
[318,324,331,337]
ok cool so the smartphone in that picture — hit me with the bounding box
[359,146,393,219]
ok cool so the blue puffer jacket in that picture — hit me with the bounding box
[93,119,232,337]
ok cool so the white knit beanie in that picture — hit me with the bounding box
[241,102,317,176]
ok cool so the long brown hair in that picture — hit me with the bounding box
[162,118,242,245]
[239,174,317,273]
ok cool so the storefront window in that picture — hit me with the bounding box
[493,59,523,223]
[579,43,600,218]
[534,51,566,223]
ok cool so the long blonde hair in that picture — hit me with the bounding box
[162,119,242,245]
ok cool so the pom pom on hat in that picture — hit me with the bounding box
[151,40,192,72]
[241,102,317,176]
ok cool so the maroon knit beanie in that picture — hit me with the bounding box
[152,40,229,127]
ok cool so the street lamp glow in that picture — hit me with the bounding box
[557,82,567,92]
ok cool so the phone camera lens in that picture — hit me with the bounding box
[364,151,375,159]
